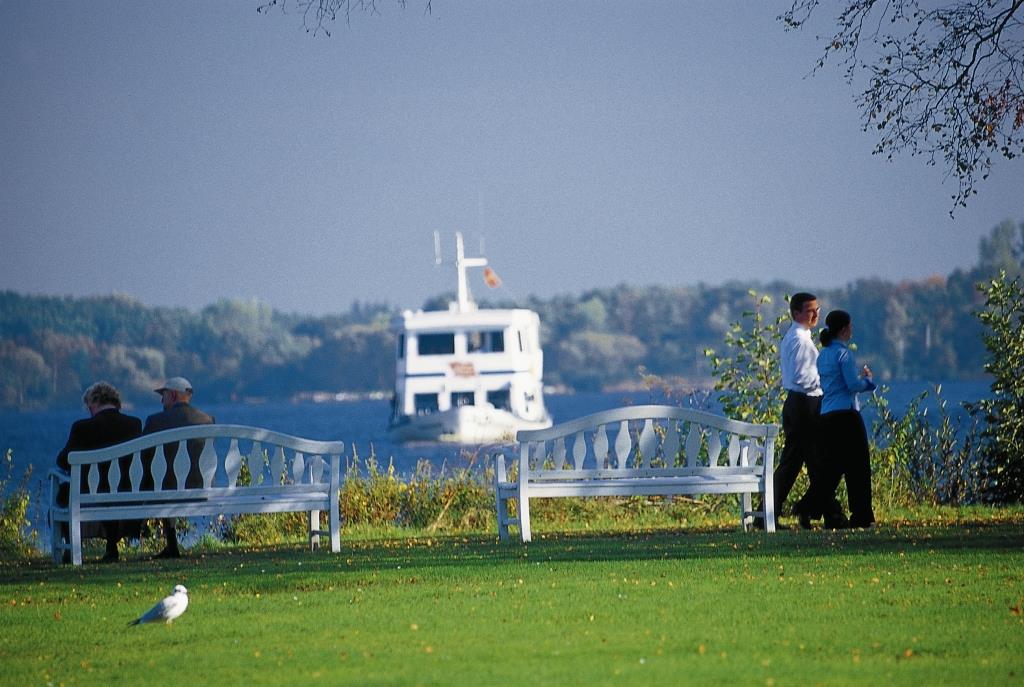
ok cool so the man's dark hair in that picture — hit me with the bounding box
[789,292,817,317]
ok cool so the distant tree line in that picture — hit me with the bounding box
[1,220,1021,410]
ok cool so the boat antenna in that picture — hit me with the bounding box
[433,231,442,266]
[455,231,487,312]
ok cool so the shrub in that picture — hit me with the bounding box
[341,448,494,532]
[972,272,1024,502]
[339,448,404,526]
[703,290,788,425]
[223,446,497,546]
[221,447,321,545]
[0,450,37,559]
[867,385,986,509]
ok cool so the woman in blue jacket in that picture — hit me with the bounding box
[814,310,877,528]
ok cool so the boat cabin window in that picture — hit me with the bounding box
[517,330,525,353]
[467,330,505,354]
[414,393,439,415]
[451,391,475,407]
[397,334,405,360]
[417,333,455,356]
[486,389,511,411]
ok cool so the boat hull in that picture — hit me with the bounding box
[389,405,552,444]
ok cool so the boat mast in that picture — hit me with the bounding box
[454,232,487,313]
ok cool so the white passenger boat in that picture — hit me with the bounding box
[387,233,552,443]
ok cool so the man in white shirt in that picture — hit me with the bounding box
[776,292,845,528]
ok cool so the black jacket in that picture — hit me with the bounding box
[142,402,215,490]
[55,408,142,493]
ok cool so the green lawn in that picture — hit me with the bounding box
[2,512,1022,686]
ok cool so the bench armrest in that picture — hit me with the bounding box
[483,443,516,484]
[48,468,69,497]
[48,468,70,526]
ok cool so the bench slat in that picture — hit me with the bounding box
[172,440,190,489]
[663,421,681,466]
[526,480,762,498]
[574,430,589,470]
[76,497,333,521]
[78,483,331,505]
[614,420,630,469]
[129,451,143,491]
[225,440,242,487]
[199,440,217,488]
[684,424,702,467]
[529,466,765,480]
[638,419,656,468]
[152,445,167,492]
[707,430,722,467]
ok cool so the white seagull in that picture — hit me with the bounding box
[129,584,189,626]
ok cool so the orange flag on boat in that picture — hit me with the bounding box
[483,266,502,288]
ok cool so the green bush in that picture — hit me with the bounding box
[341,448,494,531]
[972,272,1024,502]
[222,447,497,546]
[0,450,36,559]
[703,290,788,425]
[867,385,985,509]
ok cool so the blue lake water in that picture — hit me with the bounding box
[0,380,991,543]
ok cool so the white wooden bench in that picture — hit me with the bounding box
[494,405,779,541]
[48,424,344,565]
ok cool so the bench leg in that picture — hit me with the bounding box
[309,509,320,551]
[50,512,68,564]
[763,487,776,533]
[495,489,510,541]
[70,521,82,566]
[741,492,753,531]
[330,496,341,553]
[519,493,532,543]
[52,527,67,565]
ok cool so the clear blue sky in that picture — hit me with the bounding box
[2,1,1021,315]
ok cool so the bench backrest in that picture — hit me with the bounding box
[67,424,345,498]
[515,405,778,479]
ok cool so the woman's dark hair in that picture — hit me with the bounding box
[819,310,851,346]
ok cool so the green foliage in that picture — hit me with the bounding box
[972,272,1024,502]
[703,290,788,425]
[223,448,496,546]
[216,450,311,546]
[867,385,986,510]
[222,511,310,547]
[0,450,36,559]
[340,449,494,531]
[553,331,648,392]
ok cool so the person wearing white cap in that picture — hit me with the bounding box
[142,376,215,558]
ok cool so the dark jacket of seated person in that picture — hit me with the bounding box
[56,408,142,501]
[55,388,145,550]
[141,402,215,490]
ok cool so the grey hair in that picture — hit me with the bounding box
[82,381,122,409]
